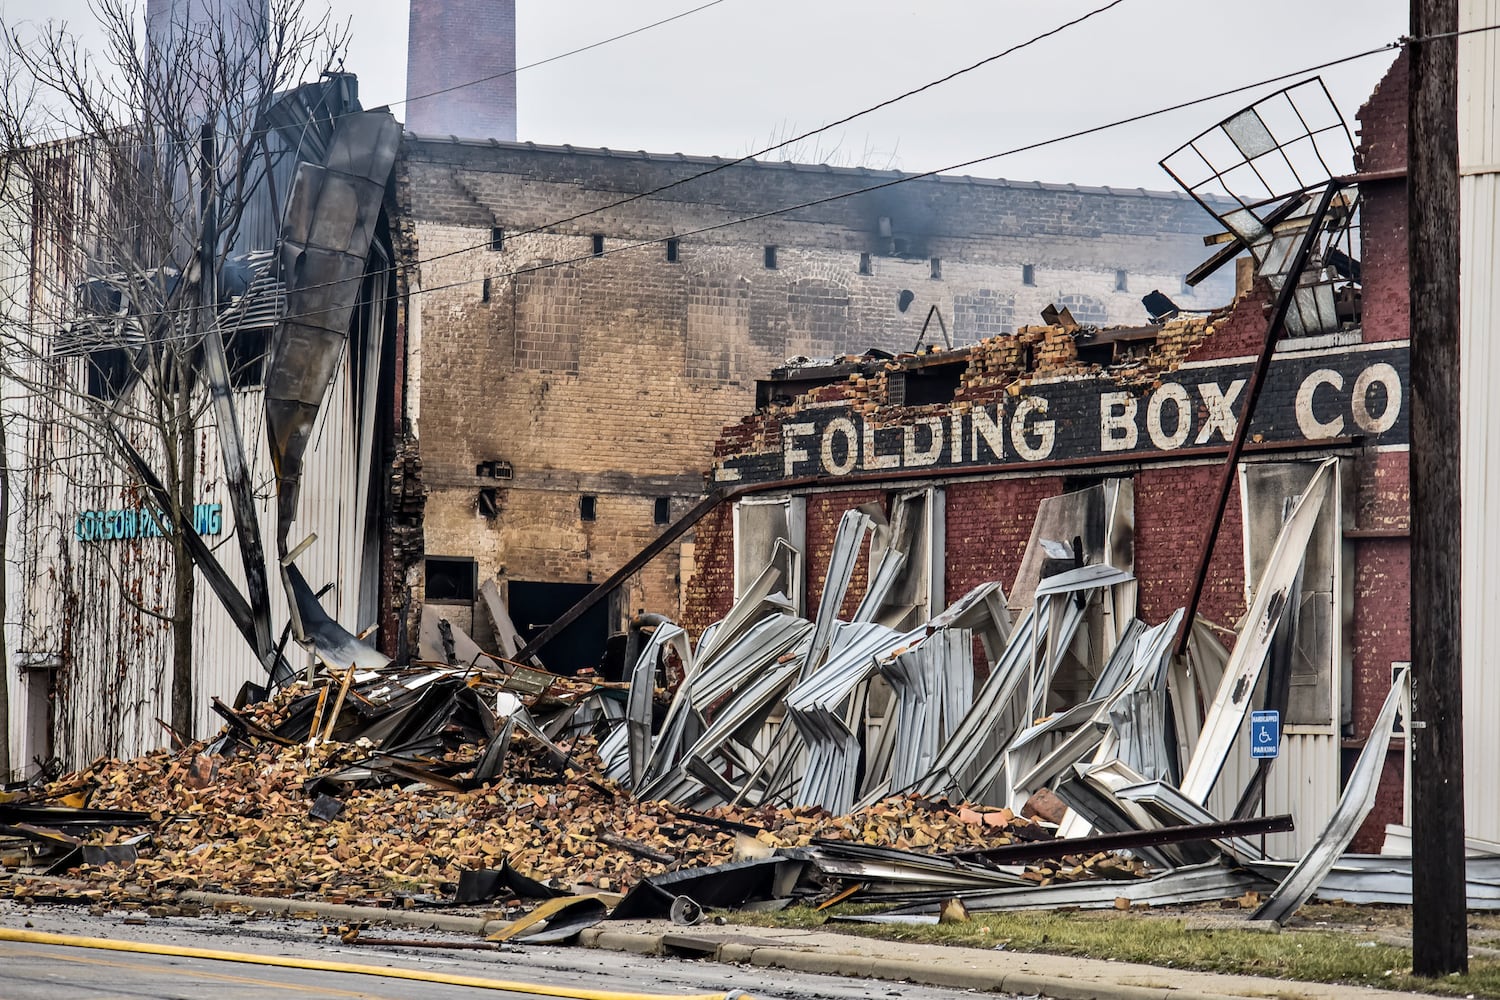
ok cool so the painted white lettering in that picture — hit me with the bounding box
[1147,383,1192,450]
[1351,362,1401,434]
[1296,369,1345,439]
[1099,391,1138,452]
[783,421,815,477]
[862,418,900,470]
[821,417,859,476]
[1195,379,1244,444]
[903,417,944,466]
[971,406,1006,461]
[950,412,964,464]
[1011,396,1055,461]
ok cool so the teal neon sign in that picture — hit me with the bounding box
[74,503,223,541]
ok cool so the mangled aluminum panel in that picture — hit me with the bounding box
[1010,480,1134,613]
[478,579,530,663]
[285,565,390,672]
[1179,458,1337,804]
[1252,666,1408,924]
[624,619,692,788]
[1115,780,1266,863]
[853,861,1267,917]
[802,508,878,677]
[266,109,401,550]
[786,620,914,812]
[1245,855,1500,910]
[874,626,975,797]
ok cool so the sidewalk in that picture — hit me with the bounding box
[156,888,1426,1000]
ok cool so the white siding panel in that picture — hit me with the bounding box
[1460,0,1500,841]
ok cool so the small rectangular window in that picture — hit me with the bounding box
[592,233,605,257]
[930,257,942,280]
[858,252,871,275]
[1115,269,1129,292]
[477,487,499,519]
[489,227,504,251]
[1022,264,1036,286]
[580,495,597,521]
[665,238,680,263]
[653,497,671,525]
[481,277,492,303]
[426,556,477,602]
[764,245,778,270]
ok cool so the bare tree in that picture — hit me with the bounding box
[0,0,348,756]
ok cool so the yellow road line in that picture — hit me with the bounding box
[0,927,748,1000]
[2,944,403,998]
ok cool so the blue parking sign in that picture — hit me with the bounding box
[1250,710,1281,759]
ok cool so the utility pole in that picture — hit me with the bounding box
[1409,0,1468,977]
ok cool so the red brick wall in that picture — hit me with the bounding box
[943,476,1064,602]
[1134,465,1246,628]
[681,503,734,637]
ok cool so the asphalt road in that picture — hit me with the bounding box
[0,901,1000,1000]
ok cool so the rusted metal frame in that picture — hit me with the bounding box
[513,486,737,662]
[1173,181,1343,655]
[949,813,1294,865]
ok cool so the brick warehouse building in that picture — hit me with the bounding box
[396,136,1234,666]
[677,56,1414,857]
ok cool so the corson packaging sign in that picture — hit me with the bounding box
[74,503,224,542]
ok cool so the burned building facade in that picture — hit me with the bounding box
[676,63,1416,858]
[399,137,1234,669]
[1,73,406,771]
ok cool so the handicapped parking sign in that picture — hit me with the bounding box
[1250,710,1281,759]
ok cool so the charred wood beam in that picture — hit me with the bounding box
[1174,182,1342,655]
[947,813,1294,865]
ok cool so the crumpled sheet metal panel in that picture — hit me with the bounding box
[266,109,401,546]
[1179,458,1337,805]
[1252,666,1409,924]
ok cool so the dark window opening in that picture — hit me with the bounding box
[764,245,778,269]
[1115,269,1129,292]
[592,233,605,256]
[653,496,671,525]
[476,459,513,480]
[1076,341,1114,366]
[481,277,492,303]
[665,238,679,263]
[85,348,135,401]
[426,556,477,602]
[930,257,942,280]
[858,252,871,275]
[889,361,966,407]
[478,488,500,519]
[224,327,271,389]
[580,495,597,521]
[1022,264,1036,286]
[489,227,504,251]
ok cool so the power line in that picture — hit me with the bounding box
[409,35,1426,304]
[38,24,1500,333]
[396,0,733,109]
[409,0,1132,273]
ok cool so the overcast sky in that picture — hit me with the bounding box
[5,0,1408,190]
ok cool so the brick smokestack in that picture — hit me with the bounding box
[146,0,269,66]
[405,0,517,141]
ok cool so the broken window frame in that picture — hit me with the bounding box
[732,494,805,616]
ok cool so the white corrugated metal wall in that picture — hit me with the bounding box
[1459,0,1500,841]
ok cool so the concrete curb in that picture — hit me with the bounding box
[3,878,1398,1000]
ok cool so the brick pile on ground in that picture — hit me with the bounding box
[4,711,1053,907]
